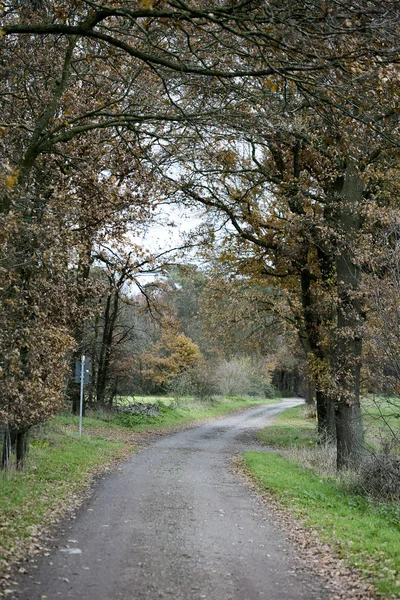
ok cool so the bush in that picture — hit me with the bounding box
[168,363,217,404]
[213,357,277,398]
[168,371,193,404]
[350,451,400,501]
[263,381,279,399]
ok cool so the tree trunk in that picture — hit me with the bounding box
[315,390,335,442]
[96,293,112,406]
[335,398,364,470]
[15,429,29,471]
[1,426,14,470]
[332,163,365,470]
[87,313,100,407]
[305,379,315,406]
[96,288,119,407]
[299,266,336,442]
[334,243,364,469]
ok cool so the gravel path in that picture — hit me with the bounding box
[15,399,330,600]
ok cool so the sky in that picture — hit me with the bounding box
[140,203,203,255]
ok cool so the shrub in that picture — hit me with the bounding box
[263,381,279,399]
[168,363,217,404]
[350,450,400,501]
[213,357,277,398]
[168,371,194,404]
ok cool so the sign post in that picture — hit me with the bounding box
[79,354,85,439]
[74,356,90,439]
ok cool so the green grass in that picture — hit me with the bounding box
[247,400,400,598]
[257,398,400,450]
[56,396,277,433]
[257,404,317,447]
[0,428,128,570]
[362,396,400,446]
[113,398,268,430]
[243,451,400,599]
[55,413,122,428]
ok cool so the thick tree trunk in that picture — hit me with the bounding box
[300,266,336,442]
[332,163,365,470]
[335,398,364,470]
[334,245,364,469]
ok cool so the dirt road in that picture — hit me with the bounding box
[16,399,329,600]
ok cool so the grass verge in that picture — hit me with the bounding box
[57,396,276,433]
[247,401,400,599]
[243,452,400,599]
[257,404,317,447]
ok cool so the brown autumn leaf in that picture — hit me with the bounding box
[138,0,154,8]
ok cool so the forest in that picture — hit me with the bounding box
[0,0,400,481]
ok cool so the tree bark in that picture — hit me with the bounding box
[335,396,364,470]
[1,426,29,470]
[315,390,336,442]
[96,288,119,406]
[332,163,365,470]
[300,266,336,442]
[1,426,14,470]
[305,379,315,406]
[15,429,29,471]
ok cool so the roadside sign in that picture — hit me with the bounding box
[74,358,91,384]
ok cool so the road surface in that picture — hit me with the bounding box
[16,399,329,600]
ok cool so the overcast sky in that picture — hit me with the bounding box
[141,203,203,254]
